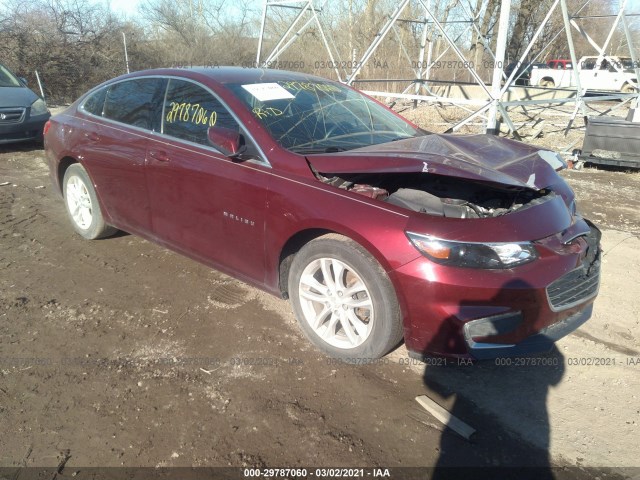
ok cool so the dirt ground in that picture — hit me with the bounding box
[1,115,639,477]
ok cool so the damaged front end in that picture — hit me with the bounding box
[306,133,600,358]
[306,133,569,223]
[311,168,552,220]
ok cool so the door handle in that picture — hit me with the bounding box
[83,132,99,141]
[148,149,170,162]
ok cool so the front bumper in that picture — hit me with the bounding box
[394,222,601,360]
[0,111,50,144]
[459,303,592,360]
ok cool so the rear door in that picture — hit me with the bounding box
[77,77,165,233]
[145,78,271,284]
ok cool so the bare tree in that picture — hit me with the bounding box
[139,0,257,66]
[0,0,136,102]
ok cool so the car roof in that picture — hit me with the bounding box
[123,67,337,87]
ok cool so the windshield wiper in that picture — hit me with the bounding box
[324,146,347,152]
[292,146,350,154]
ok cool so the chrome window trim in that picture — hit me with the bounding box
[78,75,166,132]
[78,74,271,168]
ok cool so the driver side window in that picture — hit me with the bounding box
[162,79,239,147]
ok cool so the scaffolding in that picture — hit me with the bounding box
[255,0,640,136]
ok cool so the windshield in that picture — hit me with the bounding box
[227,79,425,153]
[0,64,22,88]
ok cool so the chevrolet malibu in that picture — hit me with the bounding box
[44,68,601,360]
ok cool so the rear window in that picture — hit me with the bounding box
[103,78,164,130]
[81,88,107,116]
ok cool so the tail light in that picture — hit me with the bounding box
[43,120,51,136]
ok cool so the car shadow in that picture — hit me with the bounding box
[105,230,130,239]
[419,278,566,479]
[0,141,44,154]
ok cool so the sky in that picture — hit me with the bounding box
[104,0,143,17]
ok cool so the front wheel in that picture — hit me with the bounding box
[622,83,637,94]
[63,164,117,240]
[288,234,404,360]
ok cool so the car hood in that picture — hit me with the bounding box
[0,86,38,108]
[307,134,561,190]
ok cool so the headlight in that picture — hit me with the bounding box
[30,98,49,116]
[406,232,538,269]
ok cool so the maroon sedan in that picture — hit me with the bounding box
[44,68,600,360]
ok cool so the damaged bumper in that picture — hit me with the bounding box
[395,221,601,360]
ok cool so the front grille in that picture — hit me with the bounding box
[547,261,600,311]
[0,107,26,124]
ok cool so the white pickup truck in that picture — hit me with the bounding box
[530,56,638,93]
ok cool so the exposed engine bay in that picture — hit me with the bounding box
[315,171,551,219]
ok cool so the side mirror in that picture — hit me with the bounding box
[19,77,28,86]
[208,126,243,156]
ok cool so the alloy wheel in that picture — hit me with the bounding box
[65,175,93,229]
[298,257,374,349]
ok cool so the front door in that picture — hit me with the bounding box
[145,78,270,284]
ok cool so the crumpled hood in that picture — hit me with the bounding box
[307,134,561,190]
[0,86,38,108]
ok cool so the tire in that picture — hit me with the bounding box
[288,234,403,360]
[622,83,637,94]
[539,79,554,88]
[62,164,117,240]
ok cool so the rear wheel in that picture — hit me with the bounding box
[63,164,117,240]
[539,79,555,88]
[288,234,403,360]
[622,83,637,94]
